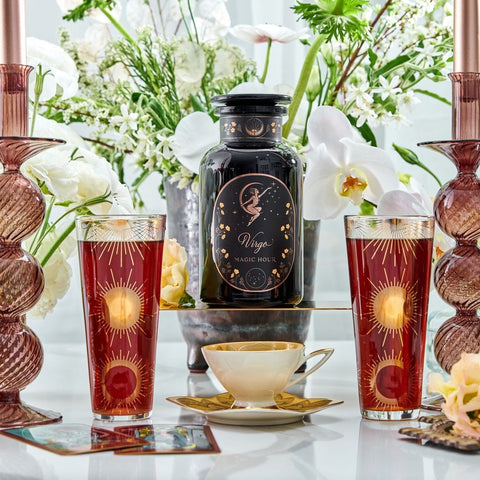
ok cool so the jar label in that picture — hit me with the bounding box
[212,173,295,292]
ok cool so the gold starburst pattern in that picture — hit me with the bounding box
[364,350,405,409]
[367,268,420,347]
[95,350,148,410]
[93,269,146,347]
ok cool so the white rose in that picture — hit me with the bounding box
[22,148,79,202]
[27,236,74,320]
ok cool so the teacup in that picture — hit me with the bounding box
[201,341,334,408]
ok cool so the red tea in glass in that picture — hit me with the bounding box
[345,216,434,420]
[76,215,165,421]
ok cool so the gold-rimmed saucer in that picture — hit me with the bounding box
[166,392,343,426]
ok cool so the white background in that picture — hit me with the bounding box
[25,0,454,346]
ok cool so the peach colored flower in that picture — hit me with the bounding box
[160,238,189,308]
[429,352,480,439]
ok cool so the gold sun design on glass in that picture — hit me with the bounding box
[367,269,419,347]
[365,350,405,409]
[365,236,419,267]
[94,270,146,347]
[95,232,147,267]
[96,350,148,409]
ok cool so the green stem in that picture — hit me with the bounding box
[178,1,193,42]
[187,0,199,44]
[259,39,272,84]
[100,7,136,44]
[40,220,75,267]
[332,0,344,15]
[283,35,324,139]
[32,192,111,259]
[301,100,314,146]
[31,196,55,254]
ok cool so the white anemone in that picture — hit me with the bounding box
[303,106,399,220]
[230,24,309,44]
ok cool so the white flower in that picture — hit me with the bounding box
[23,149,79,201]
[376,75,402,101]
[303,106,399,220]
[77,24,110,64]
[230,24,309,44]
[346,82,373,109]
[377,178,452,262]
[111,104,139,135]
[229,81,275,94]
[27,37,79,100]
[174,40,206,84]
[72,148,134,214]
[27,232,74,320]
[126,0,154,31]
[32,115,87,148]
[195,0,231,41]
[171,112,219,174]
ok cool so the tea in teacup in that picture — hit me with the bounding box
[201,341,333,408]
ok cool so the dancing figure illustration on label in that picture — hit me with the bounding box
[240,183,272,226]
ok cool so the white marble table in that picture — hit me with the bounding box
[1,340,478,480]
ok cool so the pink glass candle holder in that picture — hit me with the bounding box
[0,64,64,427]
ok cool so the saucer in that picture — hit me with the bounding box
[166,392,343,426]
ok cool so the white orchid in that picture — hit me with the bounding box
[230,24,309,44]
[171,112,219,175]
[303,106,399,220]
[27,37,79,101]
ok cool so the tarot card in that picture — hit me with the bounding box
[113,424,221,454]
[1,423,150,455]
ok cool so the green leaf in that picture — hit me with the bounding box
[177,291,196,309]
[368,48,377,68]
[359,199,375,215]
[375,54,411,78]
[292,0,370,42]
[347,115,377,146]
[392,143,442,187]
[414,89,451,106]
[63,1,117,22]
[189,94,207,112]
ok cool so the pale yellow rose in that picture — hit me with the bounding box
[428,352,480,439]
[161,238,189,308]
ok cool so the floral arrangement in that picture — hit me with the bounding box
[41,0,451,211]
[24,0,453,315]
[429,353,480,439]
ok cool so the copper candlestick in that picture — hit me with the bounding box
[0,1,64,426]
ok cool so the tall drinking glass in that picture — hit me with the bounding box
[345,215,434,420]
[76,214,166,421]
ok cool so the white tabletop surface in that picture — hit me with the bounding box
[2,339,478,480]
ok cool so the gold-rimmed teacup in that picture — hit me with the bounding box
[202,341,333,408]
